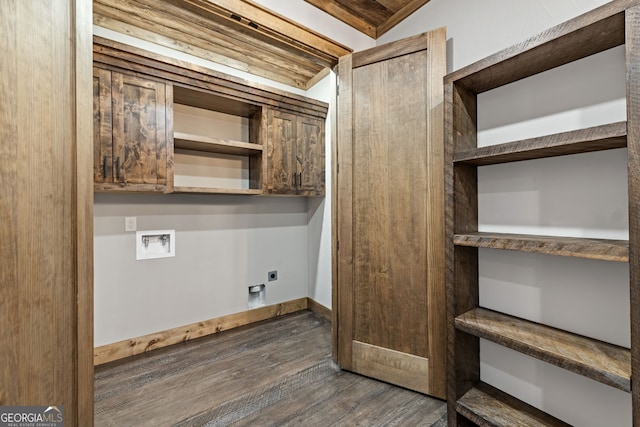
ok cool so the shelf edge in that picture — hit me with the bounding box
[453,232,629,262]
[455,308,631,392]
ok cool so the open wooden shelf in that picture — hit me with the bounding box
[457,382,571,427]
[445,1,639,424]
[173,132,263,156]
[453,232,629,262]
[456,308,631,392]
[454,122,627,166]
[172,186,263,195]
[444,2,627,93]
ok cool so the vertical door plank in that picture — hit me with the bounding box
[335,54,355,368]
[425,26,447,399]
[75,0,95,421]
[0,0,21,403]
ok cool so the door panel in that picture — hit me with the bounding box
[93,68,112,183]
[335,28,447,399]
[112,73,167,185]
[267,109,295,193]
[296,116,324,194]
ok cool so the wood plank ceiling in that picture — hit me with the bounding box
[304,0,431,39]
[93,0,352,89]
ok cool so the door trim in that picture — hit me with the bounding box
[352,341,431,394]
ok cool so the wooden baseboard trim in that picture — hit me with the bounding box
[95,298,309,365]
[94,298,333,365]
[306,297,332,322]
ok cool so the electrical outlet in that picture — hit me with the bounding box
[268,270,278,281]
[125,216,137,232]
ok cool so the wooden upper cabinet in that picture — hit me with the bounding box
[265,108,325,196]
[93,67,173,192]
[92,37,328,197]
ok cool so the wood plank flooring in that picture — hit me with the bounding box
[95,311,447,426]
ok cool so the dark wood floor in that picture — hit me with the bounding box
[95,311,447,426]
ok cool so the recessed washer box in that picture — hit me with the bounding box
[136,230,175,260]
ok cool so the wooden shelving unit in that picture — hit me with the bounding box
[445,0,640,425]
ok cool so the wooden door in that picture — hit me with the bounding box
[112,72,169,187]
[296,115,325,195]
[334,28,447,398]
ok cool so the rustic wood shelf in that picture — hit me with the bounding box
[172,186,263,195]
[457,382,571,427]
[456,308,631,392]
[444,2,627,93]
[445,1,640,424]
[174,132,263,156]
[453,232,629,262]
[454,122,627,166]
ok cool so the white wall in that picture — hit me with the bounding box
[379,0,631,425]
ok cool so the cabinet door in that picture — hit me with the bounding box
[93,67,113,184]
[112,72,169,187]
[296,115,325,195]
[266,109,296,193]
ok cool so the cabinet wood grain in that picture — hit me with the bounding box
[265,108,325,195]
[93,68,173,192]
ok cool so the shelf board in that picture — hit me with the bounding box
[457,382,571,427]
[172,186,263,195]
[454,232,629,262]
[174,132,263,156]
[444,0,628,92]
[456,308,631,392]
[454,122,627,166]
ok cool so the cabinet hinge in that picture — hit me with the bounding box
[336,84,339,96]
[337,240,340,251]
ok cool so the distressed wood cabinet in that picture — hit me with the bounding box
[265,108,325,196]
[93,36,327,197]
[93,67,172,192]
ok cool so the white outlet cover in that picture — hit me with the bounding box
[136,229,175,260]
[125,216,137,232]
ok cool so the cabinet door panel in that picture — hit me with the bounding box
[112,73,167,185]
[93,68,112,183]
[267,109,296,193]
[296,116,324,195]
